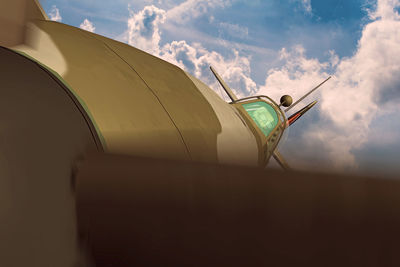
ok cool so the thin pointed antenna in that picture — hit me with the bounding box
[273,151,291,170]
[210,66,238,102]
[287,100,317,126]
[284,76,331,112]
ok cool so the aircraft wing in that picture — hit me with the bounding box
[76,152,400,267]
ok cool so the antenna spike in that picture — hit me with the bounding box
[210,66,238,102]
[284,76,331,112]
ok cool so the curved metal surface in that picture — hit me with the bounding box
[12,19,262,166]
[0,45,98,267]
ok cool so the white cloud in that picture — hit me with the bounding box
[300,0,312,14]
[259,46,330,104]
[49,5,62,22]
[368,0,400,20]
[259,0,400,171]
[127,5,166,55]
[160,41,257,97]
[166,0,232,24]
[79,19,96,33]
[219,22,249,39]
[126,4,257,99]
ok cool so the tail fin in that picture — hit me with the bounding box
[0,0,48,47]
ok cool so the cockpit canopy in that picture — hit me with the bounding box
[241,101,279,137]
[230,97,287,166]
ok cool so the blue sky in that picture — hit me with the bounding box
[38,0,400,177]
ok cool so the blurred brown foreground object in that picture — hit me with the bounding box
[76,153,400,267]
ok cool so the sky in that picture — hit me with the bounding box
[38,0,400,177]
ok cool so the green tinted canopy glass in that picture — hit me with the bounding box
[242,101,279,137]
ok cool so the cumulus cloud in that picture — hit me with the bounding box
[79,19,96,33]
[368,0,400,20]
[126,4,257,99]
[319,0,400,170]
[160,41,257,97]
[259,46,331,103]
[49,5,62,22]
[127,5,166,54]
[260,0,400,171]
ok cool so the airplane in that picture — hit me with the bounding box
[2,1,373,266]
[1,0,331,170]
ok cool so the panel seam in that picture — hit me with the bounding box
[90,36,192,160]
